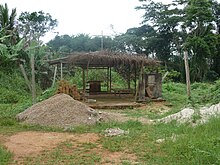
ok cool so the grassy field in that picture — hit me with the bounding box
[0,69,220,164]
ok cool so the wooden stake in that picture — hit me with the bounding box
[184,51,191,97]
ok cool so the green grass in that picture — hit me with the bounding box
[0,146,12,165]
[159,117,220,164]
[20,140,102,165]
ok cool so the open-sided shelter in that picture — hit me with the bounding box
[48,51,160,102]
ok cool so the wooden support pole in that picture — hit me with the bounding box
[109,67,112,93]
[184,51,191,97]
[128,65,131,89]
[52,65,58,87]
[82,68,86,92]
[107,67,109,92]
[134,64,137,95]
[136,63,145,102]
[60,62,63,80]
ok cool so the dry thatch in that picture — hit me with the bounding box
[48,50,159,68]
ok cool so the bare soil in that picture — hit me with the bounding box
[1,131,137,164]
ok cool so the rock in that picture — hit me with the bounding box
[158,102,220,125]
[159,108,194,123]
[104,128,129,137]
[199,103,220,123]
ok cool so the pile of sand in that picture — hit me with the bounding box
[16,94,121,128]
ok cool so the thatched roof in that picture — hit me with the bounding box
[48,51,159,68]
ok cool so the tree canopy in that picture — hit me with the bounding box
[1,1,220,83]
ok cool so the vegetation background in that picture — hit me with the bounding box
[0,0,220,164]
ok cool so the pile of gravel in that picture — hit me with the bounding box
[16,94,114,128]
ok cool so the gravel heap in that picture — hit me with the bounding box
[16,94,116,128]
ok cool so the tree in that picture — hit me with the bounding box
[113,25,152,54]
[18,11,57,42]
[137,0,219,82]
[0,3,18,45]
[184,0,218,81]
[210,0,220,78]
[47,33,115,54]
[136,0,184,63]
[18,11,58,104]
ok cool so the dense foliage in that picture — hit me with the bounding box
[45,0,220,82]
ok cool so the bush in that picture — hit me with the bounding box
[0,70,30,104]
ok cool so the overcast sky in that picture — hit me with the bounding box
[1,0,211,42]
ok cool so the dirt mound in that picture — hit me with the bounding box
[16,94,119,128]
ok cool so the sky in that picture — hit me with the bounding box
[0,0,177,42]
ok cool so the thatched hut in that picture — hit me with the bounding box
[48,51,160,102]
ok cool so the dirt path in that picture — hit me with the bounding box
[1,131,137,164]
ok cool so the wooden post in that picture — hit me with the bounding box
[30,54,36,104]
[135,63,145,102]
[60,62,63,80]
[184,51,191,97]
[128,65,131,89]
[107,67,109,92]
[134,64,137,96]
[82,68,86,92]
[52,65,57,87]
[109,67,112,93]
[138,66,146,102]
